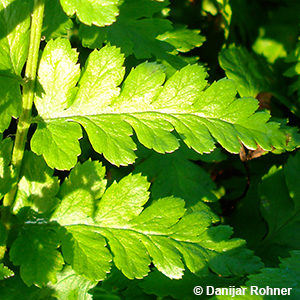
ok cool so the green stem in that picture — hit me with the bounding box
[3,0,45,209]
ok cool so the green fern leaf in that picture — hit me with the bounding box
[52,161,262,281]
[32,39,289,170]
